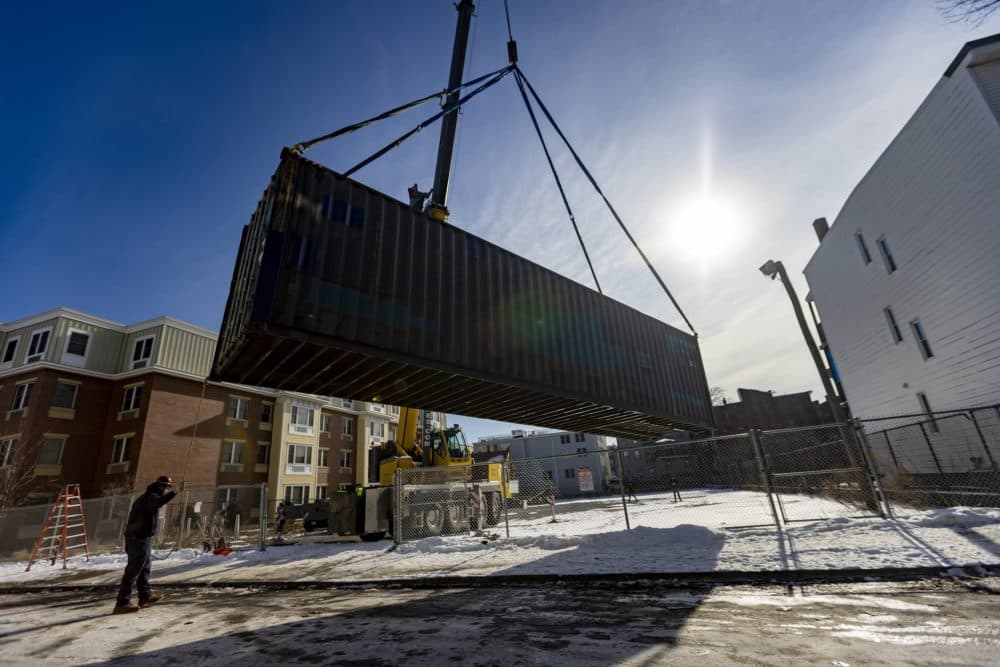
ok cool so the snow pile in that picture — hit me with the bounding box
[0,492,996,585]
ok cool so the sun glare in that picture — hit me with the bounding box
[667,196,744,262]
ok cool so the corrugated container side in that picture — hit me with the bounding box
[212,149,713,438]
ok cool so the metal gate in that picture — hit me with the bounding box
[758,424,883,523]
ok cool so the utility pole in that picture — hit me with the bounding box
[426,0,475,222]
[758,259,850,427]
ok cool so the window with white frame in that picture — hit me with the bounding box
[559,434,570,444]
[340,399,353,409]
[260,402,273,425]
[342,418,353,437]
[11,383,33,411]
[26,328,51,363]
[1,336,19,369]
[229,397,249,421]
[340,450,352,469]
[369,420,386,440]
[576,447,587,456]
[284,485,310,505]
[37,437,65,466]
[62,330,90,367]
[877,236,897,274]
[320,414,331,433]
[289,405,315,434]
[574,433,585,442]
[316,485,328,501]
[111,436,132,463]
[318,449,329,467]
[52,381,78,409]
[221,440,244,464]
[256,442,270,465]
[910,319,934,360]
[131,336,154,369]
[564,468,576,479]
[917,392,939,433]
[855,231,872,265]
[389,405,400,417]
[389,425,397,441]
[287,444,312,465]
[121,385,142,412]
[1,438,17,466]
[883,307,903,344]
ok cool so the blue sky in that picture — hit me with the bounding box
[2,1,998,441]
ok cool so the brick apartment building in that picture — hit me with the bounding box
[711,388,833,435]
[0,307,445,508]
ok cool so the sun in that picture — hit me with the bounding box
[667,196,744,262]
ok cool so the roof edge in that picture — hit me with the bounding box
[944,32,1000,78]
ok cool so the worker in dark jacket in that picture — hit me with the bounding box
[113,475,176,614]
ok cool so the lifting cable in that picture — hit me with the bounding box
[514,67,698,337]
[343,66,512,178]
[291,64,513,160]
[512,68,602,293]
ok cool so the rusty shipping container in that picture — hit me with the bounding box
[211,149,713,439]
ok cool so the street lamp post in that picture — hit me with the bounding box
[758,259,850,428]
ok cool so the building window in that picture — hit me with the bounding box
[62,330,90,367]
[559,434,570,444]
[260,403,273,425]
[883,307,903,344]
[11,383,33,411]
[132,336,154,369]
[917,392,939,433]
[26,328,51,363]
[287,444,312,465]
[910,319,934,360]
[112,436,132,463]
[389,405,400,417]
[284,485,310,505]
[290,405,315,434]
[37,437,65,466]
[318,449,330,467]
[52,382,79,409]
[341,399,354,409]
[316,486,328,501]
[370,420,386,439]
[216,487,239,507]
[574,433,585,442]
[320,414,331,433]
[564,468,576,479]
[221,440,244,465]
[1,438,18,466]
[342,418,353,437]
[1,336,19,369]
[855,231,872,265]
[256,442,270,465]
[576,447,587,456]
[340,450,352,469]
[229,397,249,421]
[877,236,897,274]
[122,385,143,412]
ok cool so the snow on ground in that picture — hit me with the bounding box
[0,489,997,585]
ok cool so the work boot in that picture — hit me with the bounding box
[112,602,140,614]
[138,594,164,608]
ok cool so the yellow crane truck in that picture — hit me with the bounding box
[331,407,513,541]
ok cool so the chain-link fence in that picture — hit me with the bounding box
[858,405,1000,511]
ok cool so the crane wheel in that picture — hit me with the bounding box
[423,505,444,536]
[445,504,468,534]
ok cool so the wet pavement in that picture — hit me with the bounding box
[0,577,997,665]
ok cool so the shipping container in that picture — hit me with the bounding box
[212,149,713,439]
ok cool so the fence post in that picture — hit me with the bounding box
[852,419,890,518]
[501,463,510,539]
[918,423,944,473]
[614,445,630,530]
[393,468,402,545]
[258,483,267,552]
[881,431,902,473]
[750,430,784,530]
[968,411,997,470]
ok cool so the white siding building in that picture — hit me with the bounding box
[804,34,1000,424]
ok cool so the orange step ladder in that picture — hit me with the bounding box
[26,484,91,571]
